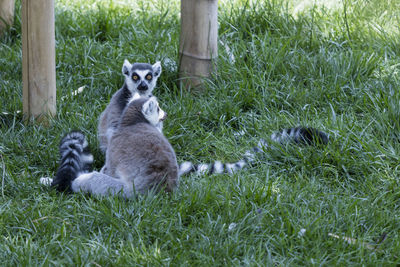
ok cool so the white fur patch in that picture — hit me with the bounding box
[225,163,236,174]
[71,172,94,192]
[179,161,193,176]
[75,172,92,181]
[197,164,209,175]
[125,78,135,93]
[142,97,160,126]
[82,139,88,148]
[271,133,280,143]
[280,129,290,142]
[225,162,245,174]
[158,107,166,121]
[61,148,79,160]
[81,153,94,164]
[290,128,296,137]
[244,150,256,162]
[294,129,301,140]
[236,160,246,168]
[152,61,162,77]
[213,161,224,174]
[135,70,151,80]
[128,92,141,103]
[40,177,53,186]
[122,59,132,73]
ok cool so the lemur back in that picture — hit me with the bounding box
[98,60,162,152]
[72,94,179,196]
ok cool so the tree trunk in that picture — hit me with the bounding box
[179,0,218,89]
[22,0,56,123]
[0,0,15,35]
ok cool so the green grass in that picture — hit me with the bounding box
[1,0,400,265]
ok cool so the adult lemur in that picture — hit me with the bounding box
[98,59,162,153]
[46,93,179,197]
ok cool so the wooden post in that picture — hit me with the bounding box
[0,0,15,35]
[22,0,56,122]
[179,0,218,88]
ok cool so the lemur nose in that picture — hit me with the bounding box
[137,82,148,91]
[161,112,167,121]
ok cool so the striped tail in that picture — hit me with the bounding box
[50,131,94,192]
[270,127,329,145]
[178,127,329,176]
[178,139,268,176]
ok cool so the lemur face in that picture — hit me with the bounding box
[142,96,167,126]
[128,93,167,127]
[122,59,162,96]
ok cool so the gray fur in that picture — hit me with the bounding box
[98,60,162,153]
[71,171,133,198]
[73,96,179,197]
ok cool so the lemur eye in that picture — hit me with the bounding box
[132,74,139,81]
[146,74,152,80]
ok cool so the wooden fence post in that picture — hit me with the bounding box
[0,0,15,35]
[22,0,56,122]
[179,0,218,89]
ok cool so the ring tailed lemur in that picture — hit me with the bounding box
[53,93,179,197]
[41,125,328,190]
[98,59,162,153]
[178,127,329,176]
[39,131,94,192]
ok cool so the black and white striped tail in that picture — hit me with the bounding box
[270,127,329,145]
[50,131,94,192]
[178,127,329,176]
[178,139,268,176]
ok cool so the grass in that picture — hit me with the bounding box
[1,0,400,265]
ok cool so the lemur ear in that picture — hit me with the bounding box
[142,97,157,115]
[128,92,141,103]
[122,59,132,76]
[152,61,162,78]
